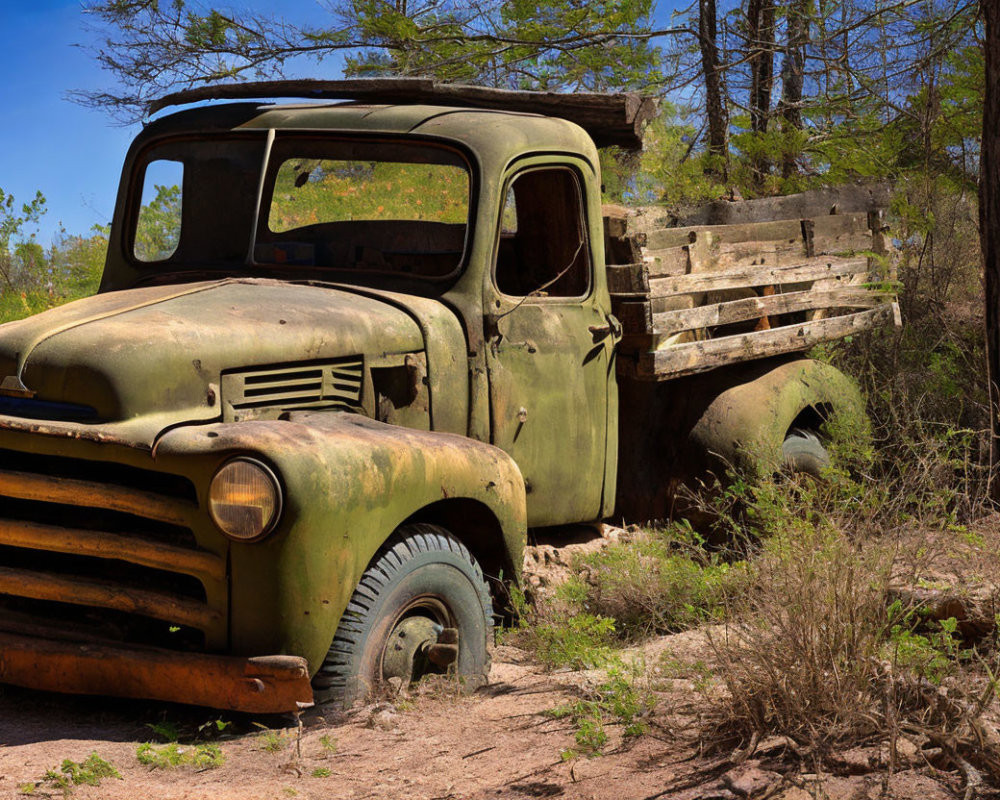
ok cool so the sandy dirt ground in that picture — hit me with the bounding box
[0,636,963,800]
[0,525,983,800]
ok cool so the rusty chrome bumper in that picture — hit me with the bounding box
[0,631,314,713]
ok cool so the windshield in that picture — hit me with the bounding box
[129,135,472,280]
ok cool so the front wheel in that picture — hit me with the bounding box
[313,523,493,708]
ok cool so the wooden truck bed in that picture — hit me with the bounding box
[603,208,901,380]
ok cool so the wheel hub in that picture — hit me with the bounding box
[382,616,460,684]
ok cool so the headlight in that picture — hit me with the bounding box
[208,457,283,541]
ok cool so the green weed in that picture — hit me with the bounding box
[574,523,744,639]
[135,742,225,769]
[256,729,287,753]
[548,663,655,758]
[528,613,617,670]
[145,720,181,742]
[20,753,121,796]
[311,767,332,778]
[888,607,970,685]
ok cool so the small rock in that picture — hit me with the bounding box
[692,790,738,800]
[829,747,877,775]
[773,790,812,800]
[890,736,920,765]
[367,708,398,731]
[722,763,780,798]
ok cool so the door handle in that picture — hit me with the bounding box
[589,315,622,342]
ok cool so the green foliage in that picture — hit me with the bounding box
[135,742,225,769]
[498,0,661,92]
[549,662,655,758]
[20,753,121,795]
[0,187,46,292]
[617,109,726,208]
[146,720,182,743]
[311,767,332,778]
[528,613,617,671]
[888,607,970,685]
[134,184,181,262]
[256,728,288,753]
[571,522,745,640]
[0,220,107,325]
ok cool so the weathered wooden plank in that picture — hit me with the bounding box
[611,298,653,333]
[606,263,650,294]
[652,287,886,335]
[635,303,899,380]
[150,79,659,149]
[811,212,871,236]
[645,218,804,250]
[714,239,808,270]
[649,257,868,298]
[649,256,869,296]
[811,212,874,254]
[643,245,689,277]
[813,231,875,255]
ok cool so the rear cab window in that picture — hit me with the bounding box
[257,138,471,278]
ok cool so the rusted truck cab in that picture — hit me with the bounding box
[0,84,883,712]
[0,95,631,711]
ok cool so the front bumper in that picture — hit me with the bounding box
[0,630,314,713]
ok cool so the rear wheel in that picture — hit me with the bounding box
[782,428,830,477]
[313,523,492,708]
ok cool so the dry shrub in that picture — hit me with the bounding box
[712,521,896,746]
[709,479,1000,790]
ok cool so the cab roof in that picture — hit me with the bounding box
[146,78,657,150]
[139,101,603,170]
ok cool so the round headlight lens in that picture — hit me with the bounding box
[208,458,282,541]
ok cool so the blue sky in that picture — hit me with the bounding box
[0,1,343,245]
[0,0,136,244]
[1,1,683,247]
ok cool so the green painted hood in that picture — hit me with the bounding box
[0,279,424,423]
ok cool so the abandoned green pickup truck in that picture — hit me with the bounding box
[0,80,897,713]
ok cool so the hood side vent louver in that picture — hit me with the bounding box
[222,358,363,422]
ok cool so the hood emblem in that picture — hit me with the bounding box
[0,376,35,399]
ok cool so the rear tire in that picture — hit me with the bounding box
[313,523,492,708]
[782,429,830,477]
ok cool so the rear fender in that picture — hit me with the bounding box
[154,412,526,673]
[687,357,866,477]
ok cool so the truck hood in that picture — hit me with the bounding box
[0,279,424,424]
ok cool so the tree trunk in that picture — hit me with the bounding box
[699,0,729,179]
[982,0,1000,502]
[780,0,808,179]
[747,0,776,187]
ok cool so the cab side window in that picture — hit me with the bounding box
[495,168,590,298]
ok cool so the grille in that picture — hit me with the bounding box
[222,357,363,421]
[0,448,226,650]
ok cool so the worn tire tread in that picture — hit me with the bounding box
[313,523,492,705]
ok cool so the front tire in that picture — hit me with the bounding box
[313,523,492,708]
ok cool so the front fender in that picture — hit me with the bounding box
[154,412,526,674]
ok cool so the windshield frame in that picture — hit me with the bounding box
[122,131,478,286]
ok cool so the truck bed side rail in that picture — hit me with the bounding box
[605,208,900,381]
